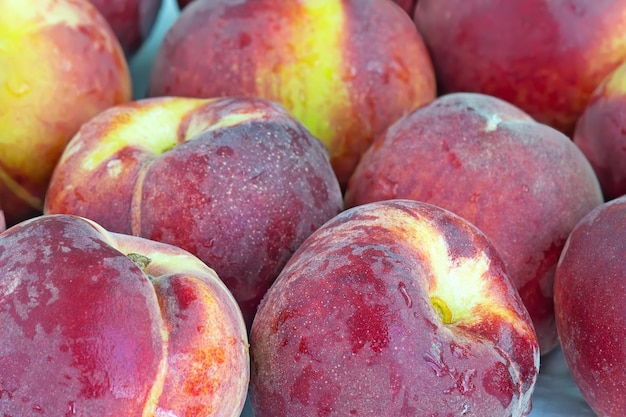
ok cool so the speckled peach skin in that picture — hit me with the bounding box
[0,214,249,417]
[250,199,539,417]
[44,96,344,328]
[0,0,131,226]
[345,93,604,354]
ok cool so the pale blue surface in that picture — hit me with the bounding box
[129,1,597,416]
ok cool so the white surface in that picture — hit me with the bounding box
[129,1,597,416]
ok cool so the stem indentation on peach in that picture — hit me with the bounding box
[127,252,152,273]
[430,295,453,324]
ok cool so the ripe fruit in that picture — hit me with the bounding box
[44,96,344,327]
[555,195,626,417]
[574,61,626,200]
[251,199,540,417]
[346,92,604,354]
[0,214,249,416]
[149,0,436,186]
[415,0,626,135]
[0,0,131,226]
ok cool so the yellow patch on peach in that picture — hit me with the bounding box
[72,98,206,172]
[185,109,272,139]
[379,206,527,332]
[141,328,170,417]
[182,346,226,397]
[0,29,63,208]
[256,0,352,151]
[73,97,275,174]
[157,276,247,415]
[602,60,626,96]
[585,5,626,87]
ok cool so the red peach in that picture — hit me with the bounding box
[574,60,626,200]
[415,0,626,135]
[345,92,604,354]
[88,0,163,56]
[44,96,344,328]
[251,199,539,416]
[149,0,436,186]
[0,214,248,416]
[555,195,626,416]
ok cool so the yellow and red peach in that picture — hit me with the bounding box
[574,61,626,200]
[0,0,132,226]
[251,199,540,416]
[345,92,604,354]
[149,0,436,186]
[0,214,248,416]
[44,96,344,328]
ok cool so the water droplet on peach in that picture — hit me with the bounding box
[5,76,31,97]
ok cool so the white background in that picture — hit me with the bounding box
[128,1,597,415]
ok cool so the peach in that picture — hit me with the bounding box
[555,195,626,416]
[0,214,248,416]
[250,199,539,416]
[345,93,604,354]
[44,96,344,328]
[149,0,436,186]
[574,61,626,200]
[0,0,132,226]
[415,0,626,135]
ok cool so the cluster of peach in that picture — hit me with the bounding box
[1,1,626,416]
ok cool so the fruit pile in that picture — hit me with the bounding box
[1,0,625,416]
